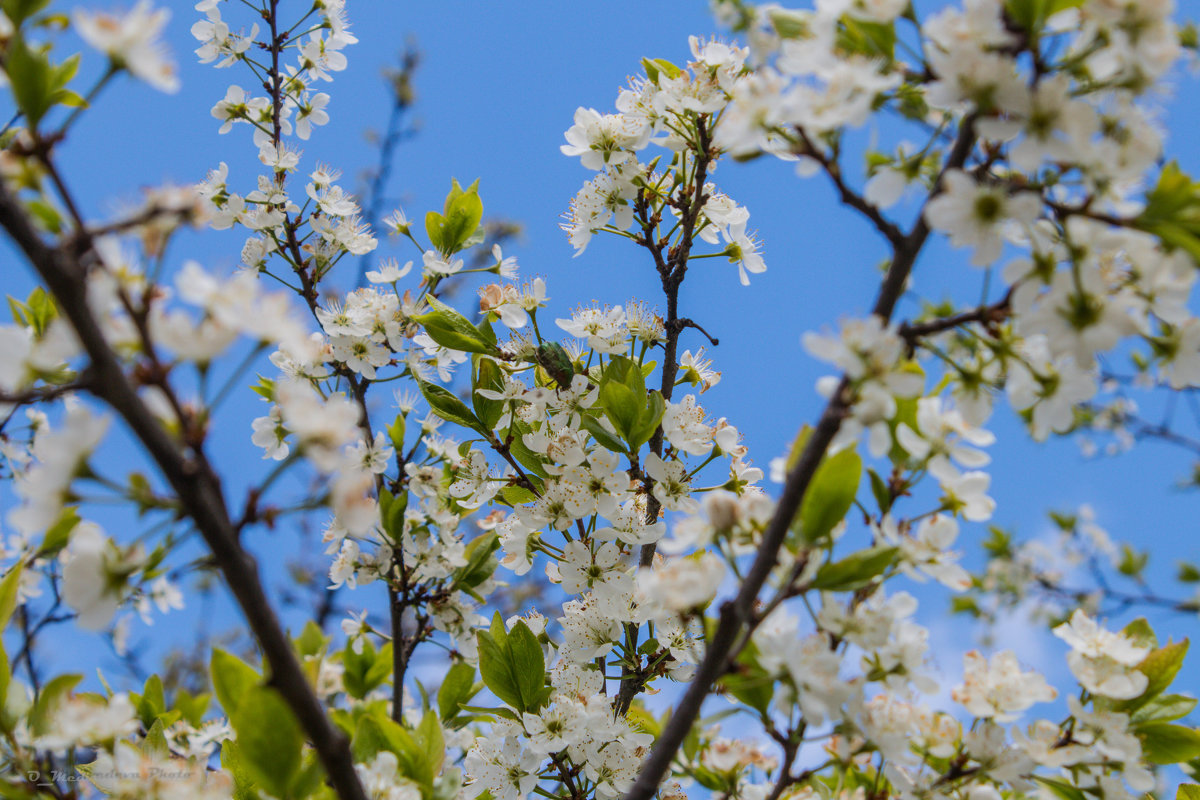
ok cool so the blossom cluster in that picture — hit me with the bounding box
[0,2,1197,800]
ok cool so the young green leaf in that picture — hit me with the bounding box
[795,447,862,545]
[418,379,487,435]
[1137,723,1200,764]
[0,563,24,632]
[473,357,507,431]
[231,686,304,799]
[507,620,546,713]
[476,616,545,713]
[210,649,260,717]
[437,661,478,720]
[415,296,498,356]
[809,546,898,591]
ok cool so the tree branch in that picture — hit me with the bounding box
[793,127,906,249]
[0,181,368,800]
[614,119,714,717]
[623,115,977,800]
[898,289,1012,354]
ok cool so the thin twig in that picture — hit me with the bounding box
[898,289,1012,354]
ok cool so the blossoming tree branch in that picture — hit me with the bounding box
[0,1,1198,800]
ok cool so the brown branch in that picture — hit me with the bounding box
[898,289,1012,354]
[0,372,94,408]
[84,202,196,240]
[1044,199,1129,228]
[794,127,906,249]
[763,736,802,800]
[1032,574,1200,614]
[639,117,713,567]
[1079,401,1200,457]
[623,115,978,800]
[675,317,719,346]
[613,119,714,717]
[0,181,368,800]
[357,44,421,288]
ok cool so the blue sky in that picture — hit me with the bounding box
[2,0,1199,706]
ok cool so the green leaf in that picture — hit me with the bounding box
[888,394,919,463]
[596,356,662,453]
[425,211,447,252]
[796,447,862,545]
[0,643,9,718]
[379,488,408,543]
[1136,723,1200,764]
[230,686,304,799]
[416,709,446,776]
[1136,162,1200,262]
[418,380,486,435]
[951,595,982,618]
[2,0,51,25]
[1032,777,1087,800]
[507,620,546,713]
[437,661,478,720]
[497,484,538,506]
[836,17,895,62]
[55,88,86,107]
[476,630,519,711]
[1118,639,1189,711]
[295,620,328,659]
[221,740,261,800]
[5,37,79,128]
[1179,562,1200,583]
[644,57,683,81]
[142,717,170,758]
[30,673,82,736]
[451,533,500,598]
[17,287,57,335]
[579,413,627,454]
[136,674,166,728]
[1122,617,1158,649]
[5,35,54,126]
[476,615,544,713]
[1132,694,1198,724]
[1145,221,1200,264]
[810,546,898,591]
[1117,544,1149,578]
[174,689,210,728]
[353,712,433,788]
[506,422,550,479]
[599,382,639,445]
[427,179,484,255]
[416,296,498,356]
[1005,0,1084,33]
[472,357,506,431]
[0,563,24,632]
[601,355,645,397]
[343,638,393,700]
[290,752,327,800]
[867,468,891,514]
[628,390,665,453]
[720,641,774,716]
[641,57,661,84]
[1178,786,1200,800]
[210,649,260,717]
[351,712,391,761]
[388,413,407,454]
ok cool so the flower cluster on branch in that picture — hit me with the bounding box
[0,2,1197,800]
